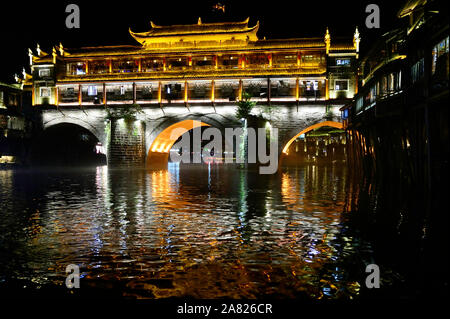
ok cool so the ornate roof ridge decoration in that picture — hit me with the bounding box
[129,17,259,48]
[146,17,251,34]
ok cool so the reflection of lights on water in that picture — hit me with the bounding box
[208,162,211,189]
[168,162,180,184]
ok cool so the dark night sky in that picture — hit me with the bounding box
[0,0,403,82]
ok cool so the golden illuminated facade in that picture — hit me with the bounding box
[26,18,360,107]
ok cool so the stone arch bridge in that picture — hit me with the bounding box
[40,102,344,168]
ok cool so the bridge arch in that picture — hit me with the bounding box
[43,116,104,144]
[34,119,107,166]
[281,121,344,155]
[146,113,238,166]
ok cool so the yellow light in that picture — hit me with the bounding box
[282,121,343,154]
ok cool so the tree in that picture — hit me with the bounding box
[105,103,143,122]
[235,92,255,120]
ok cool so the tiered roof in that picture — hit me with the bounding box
[129,18,259,47]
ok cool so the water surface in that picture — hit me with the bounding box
[0,164,384,299]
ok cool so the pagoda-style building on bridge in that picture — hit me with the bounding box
[25,18,360,107]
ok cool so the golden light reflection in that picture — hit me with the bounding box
[147,120,211,166]
[282,121,343,154]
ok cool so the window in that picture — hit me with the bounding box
[411,58,425,83]
[39,69,50,77]
[67,62,87,75]
[247,54,269,67]
[369,84,377,102]
[342,108,349,119]
[163,83,183,100]
[301,53,324,66]
[88,86,97,96]
[167,57,188,70]
[336,59,351,66]
[431,36,449,75]
[120,86,125,95]
[356,96,363,114]
[40,87,51,97]
[8,94,18,106]
[273,53,297,67]
[0,91,3,105]
[75,63,86,75]
[220,55,239,68]
[59,86,78,104]
[141,58,163,72]
[112,60,138,73]
[136,82,157,101]
[335,80,348,91]
[192,56,213,68]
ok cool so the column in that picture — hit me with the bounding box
[238,79,243,101]
[211,80,215,103]
[55,87,59,106]
[158,81,162,104]
[78,84,82,105]
[32,85,35,106]
[103,83,106,105]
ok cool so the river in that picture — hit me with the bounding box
[0,163,422,299]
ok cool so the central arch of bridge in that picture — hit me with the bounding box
[147,119,211,166]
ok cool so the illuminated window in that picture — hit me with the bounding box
[8,94,18,106]
[335,80,348,91]
[356,96,363,113]
[39,69,50,77]
[76,63,86,75]
[40,87,51,97]
[273,53,297,67]
[336,59,350,66]
[431,36,449,75]
[88,86,97,96]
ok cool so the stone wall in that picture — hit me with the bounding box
[107,119,145,167]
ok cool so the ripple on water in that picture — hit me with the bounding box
[0,165,374,299]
